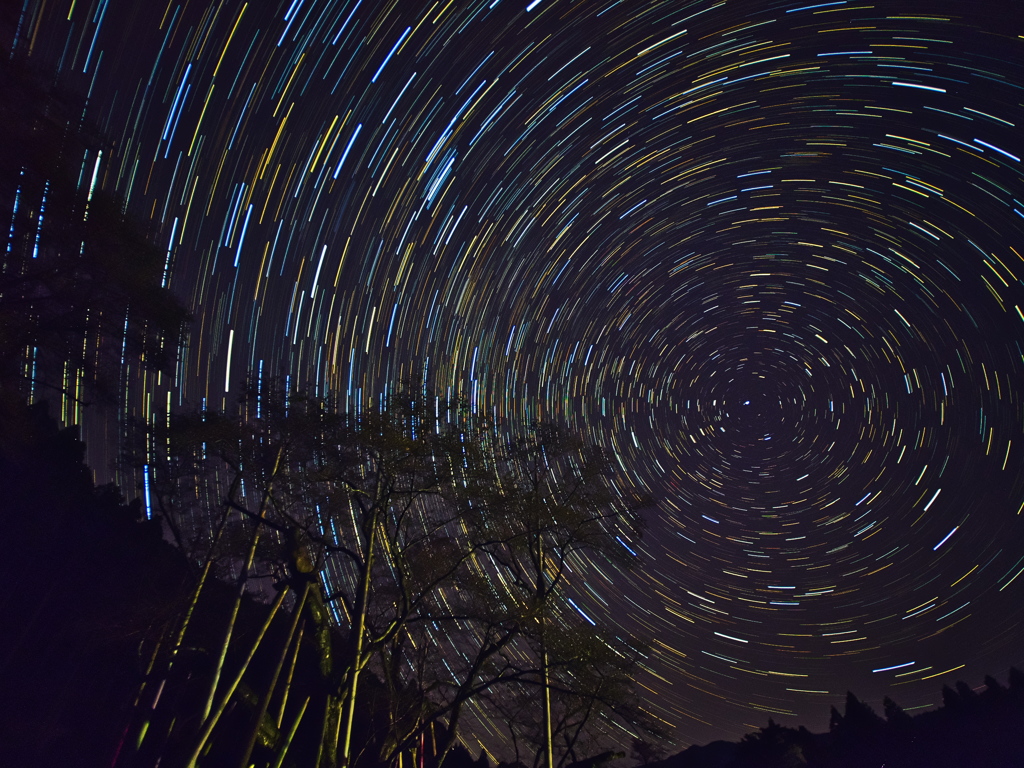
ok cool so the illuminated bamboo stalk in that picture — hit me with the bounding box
[338,510,383,767]
[171,499,231,663]
[539,535,554,768]
[185,584,290,768]
[276,618,305,729]
[542,643,554,768]
[132,637,165,749]
[200,447,284,723]
[237,581,311,768]
[129,505,231,761]
[109,634,163,766]
[270,695,311,768]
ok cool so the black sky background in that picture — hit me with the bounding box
[7,0,1024,751]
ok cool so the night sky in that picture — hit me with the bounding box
[9,0,1024,750]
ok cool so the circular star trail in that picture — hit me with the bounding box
[15,0,1024,747]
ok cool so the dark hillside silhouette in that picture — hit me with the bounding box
[649,673,1024,768]
[0,403,191,766]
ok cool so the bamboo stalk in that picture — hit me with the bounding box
[109,634,163,767]
[270,695,311,768]
[339,511,382,767]
[200,448,284,723]
[237,581,311,768]
[185,584,290,768]
[539,535,554,768]
[542,642,554,768]
[128,505,230,763]
[270,696,309,768]
[314,696,329,768]
[276,618,305,729]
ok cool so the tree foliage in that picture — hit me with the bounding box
[119,380,654,768]
[0,49,189,405]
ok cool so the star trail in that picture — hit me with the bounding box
[9,0,1024,749]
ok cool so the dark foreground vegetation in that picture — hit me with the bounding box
[0,377,667,768]
[0,394,656,768]
[2,403,1023,768]
[649,677,1024,768]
